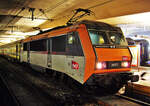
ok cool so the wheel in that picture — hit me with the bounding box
[60,73,64,82]
[117,85,126,94]
[97,74,124,94]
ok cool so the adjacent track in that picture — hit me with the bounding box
[0,74,21,106]
[116,94,150,106]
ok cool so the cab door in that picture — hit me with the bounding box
[66,32,76,74]
[66,32,85,83]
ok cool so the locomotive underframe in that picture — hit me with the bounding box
[85,72,139,92]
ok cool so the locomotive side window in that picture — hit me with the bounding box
[66,32,84,56]
[68,35,75,44]
[23,43,27,51]
[52,35,66,53]
[30,39,47,51]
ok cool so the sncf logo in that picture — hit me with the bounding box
[72,61,79,70]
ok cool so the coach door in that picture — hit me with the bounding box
[27,42,30,63]
[16,44,18,59]
[47,39,52,68]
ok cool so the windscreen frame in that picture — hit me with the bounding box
[87,29,128,47]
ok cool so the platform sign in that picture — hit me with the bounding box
[129,45,140,67]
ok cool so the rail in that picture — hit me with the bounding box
[0,73,21,106]
[116,94,150,106]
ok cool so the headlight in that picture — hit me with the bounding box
[121,61,130,68]
[96,62,106,69]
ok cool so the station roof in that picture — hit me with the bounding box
[0,0,150,45]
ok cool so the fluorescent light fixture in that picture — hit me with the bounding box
[0,30,40,44]
[25,31,39,35]
[0,39,16,43]
[42,28,52,31]
[0,35,26,38]
[6,30,39,36]
[6,31,25,35]
[15,19,46,27]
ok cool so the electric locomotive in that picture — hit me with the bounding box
[0,20,139,92]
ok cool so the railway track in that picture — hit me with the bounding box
[116,94,150,106]
[95,94,150,106]
[0,57,101,105]
[0,58,61,105]
[0,57,150,106]
[0,74,21,106]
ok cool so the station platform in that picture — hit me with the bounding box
[132,66,150,87]
[126,66,150,102]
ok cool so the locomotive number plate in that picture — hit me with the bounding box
[111,63,119,68]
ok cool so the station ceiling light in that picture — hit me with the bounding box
[0,38,16,43]
[99,12,150,26]
[0,35,26,38]
[0,30,39,45]
[15,18,47,27]
[6,30,39,36]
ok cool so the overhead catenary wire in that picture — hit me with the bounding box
[87,0,114,9]
[2,7,25,30]
[50,0,114,22]
[0,0,36,32]
[39,9,54,21]
[65,0,114,25]
[5,0,114,27]
[36,0,67,17]
[1,0,114,33]
[1,7,53,32]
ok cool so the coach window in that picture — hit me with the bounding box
[30,39,47,51]
[23,43,27,51]
[52,35,66,53]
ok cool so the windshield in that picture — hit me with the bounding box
[108,32,127,45]
[88,29,127,46]
[88,30,109,45]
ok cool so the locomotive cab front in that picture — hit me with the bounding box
[77,20,139,91]
[89,29,131,73]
